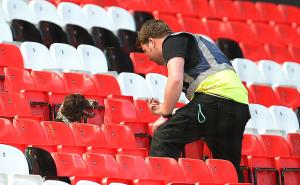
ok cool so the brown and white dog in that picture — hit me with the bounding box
[55,94,99,124]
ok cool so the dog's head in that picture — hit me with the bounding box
[55,94,98,124]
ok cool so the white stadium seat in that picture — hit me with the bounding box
[0,21,13,42]
[2,0,35,23]
[106,6,136,32]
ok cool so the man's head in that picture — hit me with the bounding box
[137,19,173,65]
[56,94,98,124]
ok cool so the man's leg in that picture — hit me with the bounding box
[205,101,250,183]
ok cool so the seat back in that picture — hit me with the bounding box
[242,134,265,156]
[20,42,56,71]
[102,124,136,148]
[77,44,108,74]
[282,62,300,89]
[92,74,121,96]
[145,73,167,103]
[62,72,98,95]
[258,135,291,157]
[31,70,67,93]
[286,133,300,156]
[2,0,35,22]
[206,159,238,183]
[118,72,151,99]
[107,6,136,32]
[0,118,19,143]
[0,92,32,117]
[0,21,13,42]
[4,67,36,92]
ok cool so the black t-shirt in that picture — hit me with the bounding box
[162,34,200,69]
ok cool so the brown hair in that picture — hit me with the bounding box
[137,19,173,45]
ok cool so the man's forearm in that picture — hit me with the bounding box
[160,78,182,115]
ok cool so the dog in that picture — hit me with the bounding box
[55,94,99,124]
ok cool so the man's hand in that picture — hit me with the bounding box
[147,98,162,115]
[152,116,169,132]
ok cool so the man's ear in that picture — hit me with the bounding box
[148,38,154,48]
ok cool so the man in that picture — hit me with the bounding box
[137,19,250,182]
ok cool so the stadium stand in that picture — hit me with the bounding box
[0,0,299,184]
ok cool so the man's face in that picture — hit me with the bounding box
[141,39,164,65]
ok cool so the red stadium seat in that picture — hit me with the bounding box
[104,97,138,123]
[286,133,300,157]
[246,84,281,107]
[203,19,232,40]
[31,70,67,93]
[69,123,108,146]
[62,72,98,96]
[250,23,281,44]
[289,45,300,63]
[51,152,91,176]
[258,135,291,157]
[133,179,164,185]
[189,0,211,18]
[206,159,247,184]
[41,121,76,146]
[0,118,19,144]
[117,148,148,158]
[274,24,300,46]
[178,158,214,183]
[168,0,194,16]
[226,21,255,43]
[145,157,186,183]
[255,2,285,23]
[116,154,152,179]
[130,52,167,76]
[239,42,270,61]
[179,16,208,35]
[209,0,240,21]
[13,118,48,145]
[70,176,102,185]
[87,146,118,156]
[278,4,300,24]
[82,153,120,177]
[264,44,294,64]
[273,86,300,109]
[56,145,87,154]
[234,1,262,22]
[153,13,184,32]
[184,140,204,160]
[275,156,300,185]
[102,124,136,148]
[4,67,50,120]
[91,74,121,96]
[134,99,159,123]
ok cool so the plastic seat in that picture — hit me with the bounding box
[231,58,266,84]
[264,44,294,64]
[250,23,281,45]
[41,121,76,145]
[286,133,300,156]
[179,16,208,35]
[29,0,68,48]
[133,11,154,31]
[255,2,285,23]
[278,4,300,24]
[50,43,88,73]
[206,159,242,184]
[104,47,134,73]
[116,154,152,180]
[76,180,101,185]
[0,173,7,185]
[274,156,300,185]
[107,6,136,32]
[183,140,205,160]
[82,153,120,177]
[13,118,48,145]
[69,123,108,146]
[82,4,113,31]
[153,13,183,32]
[258,60,292,87]
[145,73,167,102]
[239,42,270,61]
[118,72,152,99]
[288,45,300,63]
[269,106,300,134]
[51,152,90,176]
[0,21,13,42]
[0,118,19,144]
[215,38,243,61]
[247,84,281,107]
[31,70,67,93]
[77,45,108,74]
[145,157,186,184]
[242,134,265,165]
[234,1,262,22]
[117,30,141,54]
[9,174,43,185]
[209,0,240,21]
[273,86,300,109]
[92,74,121,96]
[226,21,255,43]
[62,72,98,95]
[178,158,214,183]
[102,124,136,148]
[71,177,102,185]
[246,104,285,136]
[20,42,58,71]
[134,99,159,123]
[130,53,167,76]
[188,0,211,18]
[3,0,43,43]
[87,146,118,156]
[0,144,29,174]
[4,67,50,119]
[258,135,291,157]
[274,24,300,46]
[0,92,32,117]
[281,62,300,89]
[117,148,148,158]
[202,19,232,40]
[57,2,93,47]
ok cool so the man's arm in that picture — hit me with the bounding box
[150,57,184,116]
